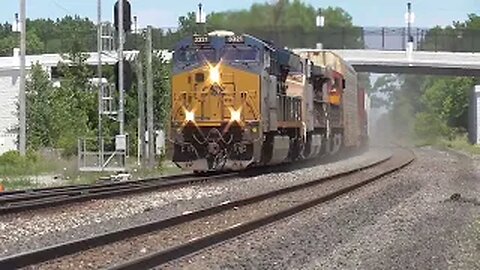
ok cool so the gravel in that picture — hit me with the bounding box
[0,148,390,258]
[167,147,480,270]
[36,149,400,269]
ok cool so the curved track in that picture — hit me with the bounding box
[0,147,367,215]
[0,147,413,269]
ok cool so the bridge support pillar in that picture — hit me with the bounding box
[469,85,480,144]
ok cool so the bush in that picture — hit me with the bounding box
[442,135,480,155]
[0,178,38,191]
[0,150,56,177]
[414,112,452,144]
[0,151,25,166]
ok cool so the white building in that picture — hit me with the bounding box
[0,49,173,155]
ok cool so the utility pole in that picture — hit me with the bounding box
[97,0,104,169]
[118,0,125,135]
[196,3,206,34]
[316,8,325,49]
[407,2,413,44]
[19,0,26,156]
[146,26,155,169]
[136,58,145,167]
[133,15,138,48]
[405,2,415,60]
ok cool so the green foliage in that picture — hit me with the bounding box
[26,55,96,156]
[0,16,95,56]
[0,178,39,191]
[26,64,55,148]
[420,77,474,130]
[206,2,353,31]
[370,74,399,109]
[124,49,171,155]
[421,14,480,52]
[0,150,56,177]
[173,1,362,49]
[370,12,480,145]
[0,4,360,53]
[371,73,476,143]
[437,135,480,155]
[414,112,451,143]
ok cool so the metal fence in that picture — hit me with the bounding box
[237,26,480,52]
[156,26,480,53]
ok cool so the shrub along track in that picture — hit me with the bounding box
[0,147,413,270]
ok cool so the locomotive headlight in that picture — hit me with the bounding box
[209,64,221,84]
[229,108,242,122]
[185,110,195,122]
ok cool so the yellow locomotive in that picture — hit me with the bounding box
[169,31,366,172]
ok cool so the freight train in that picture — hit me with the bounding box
[169,31,368,172]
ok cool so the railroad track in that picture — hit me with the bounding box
[0,147,367,215]
[0,171,237,215]
[0,147,414,270]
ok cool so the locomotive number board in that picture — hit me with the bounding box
[226,35,244,43]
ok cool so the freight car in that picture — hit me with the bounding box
[169,31,368,172]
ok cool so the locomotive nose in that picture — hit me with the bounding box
[207,142,220,155]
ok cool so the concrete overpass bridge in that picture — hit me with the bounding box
[293,49,480,77]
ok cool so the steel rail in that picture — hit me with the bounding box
[0,147,367,215]
[0,172,237,215]
[0,150,400,269]
[0,172,195,198]
[110,149,414,270]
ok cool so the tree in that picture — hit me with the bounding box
[124,50,171,156]
[420,14,480,52]
[24,53,97,156]
[0,16,96,56]
[26,63,55,149]
[174,1,365,49]
[374,13,480,143]
[370,74,400,109]
[420,77,474,131]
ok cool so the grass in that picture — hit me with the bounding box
[415,135,480,156]
[437,136,480,156]
[0,150,69,177]
[0,150,184,192]
[0,158,58,178]
[0,177,40,191]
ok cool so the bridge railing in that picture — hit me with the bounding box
[241,26,480,52]
[25,26,478,56]
[155,26,480,53]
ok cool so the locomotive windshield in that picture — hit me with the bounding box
[175,48,217,64]
[222,47,259,62]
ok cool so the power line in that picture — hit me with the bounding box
[51,0,74,15]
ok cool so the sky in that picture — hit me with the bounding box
[0,0,478,28]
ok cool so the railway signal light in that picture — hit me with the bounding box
[114,0,132,32]
[316,8,325,28]
[114,59,133,92]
